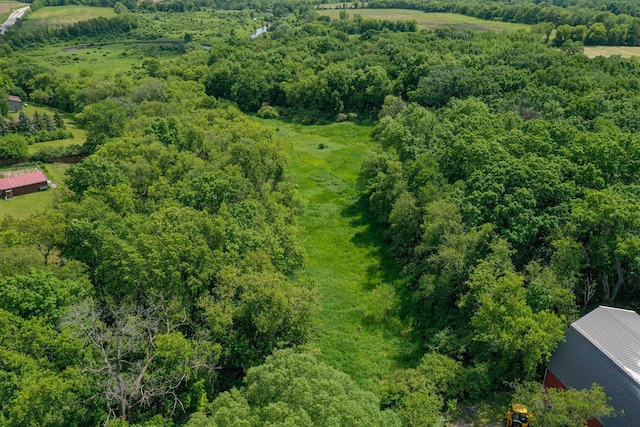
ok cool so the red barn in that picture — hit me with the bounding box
[544,306,640,427]
[0,170,49,198]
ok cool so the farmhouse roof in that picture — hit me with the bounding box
[7,95,22,103]
[546,306,640,426]
[0,171,48,191]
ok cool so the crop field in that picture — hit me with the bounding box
[259,119,414,391]
[0,163,70,217]
[316,7,530,32]
[584,45,640,58]
[20,5,115,29]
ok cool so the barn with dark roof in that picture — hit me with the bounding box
[544,306,640,427]
[0,170,49,199]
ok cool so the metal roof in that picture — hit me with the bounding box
[546,306,640,426]
[7,95,22,103]
[0,171,48,191]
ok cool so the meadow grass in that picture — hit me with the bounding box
[259,119,415,391]
[0,162,70,218]
[584,45,640,58]
[21,5,116,29]
[19,9,262,77]
[317,8,530,32]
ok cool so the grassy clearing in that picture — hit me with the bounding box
[21,5,115,29]
[259,119,414,391]
[0,163,69,218]
[19,10,261,77]
[584,45,640,58]
[22,42,183,77]
[316,7,530,32]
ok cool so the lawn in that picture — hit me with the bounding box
[258,119,414,391]
[584,45,640,58]
[316,7,530,32]
[20,5,116,29]
[0,162,70,218]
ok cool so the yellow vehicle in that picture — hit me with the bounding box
[503,403,531,427]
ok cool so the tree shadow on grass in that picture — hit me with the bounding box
[341,195,422,366]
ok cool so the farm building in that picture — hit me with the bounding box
[7,95,22,113]
[544,306,640,427]
[0,170,49,199]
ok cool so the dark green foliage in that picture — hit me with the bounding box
[188,349,401,427]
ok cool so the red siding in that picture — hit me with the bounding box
[587,418,603,427]
[543,369,567,390]
[545,369,603,427]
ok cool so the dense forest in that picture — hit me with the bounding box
[1,0,638,425]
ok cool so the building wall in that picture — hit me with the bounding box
[1,181,48,197]
[8,100,22,113]
[544,369,603,427]
[543,369,567,390]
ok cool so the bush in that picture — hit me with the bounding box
[0,134,28,159]
[256,105,280,119]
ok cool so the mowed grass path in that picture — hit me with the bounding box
[21,5,115,29]
[317,8,529,32]
[263,120,413,391]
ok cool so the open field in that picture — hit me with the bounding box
[0,162,69,217]
[22,41,184,77]
[316,7,530,32]
[584,45,640,58]
[19,10,262,77]
[21,5,115,29]
[259,119,414,391]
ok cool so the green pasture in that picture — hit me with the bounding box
[260,119,413,391]
[22,42,183,77]
[584,45,640,58]
[21,5,116,29]
[317,7,530,32]
[0,162,70,218]
[19,10,264,77]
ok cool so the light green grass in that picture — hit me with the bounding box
[22,5,115,29]
[317,7,530,32]
[259,119,414,391]
[584,45,640,58]
[0,163,70,218]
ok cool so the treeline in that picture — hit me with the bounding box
[367,0,640,45]
[329,13,417,34]
[4,14,138,48]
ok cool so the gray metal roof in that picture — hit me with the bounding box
[546,306,640,427]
